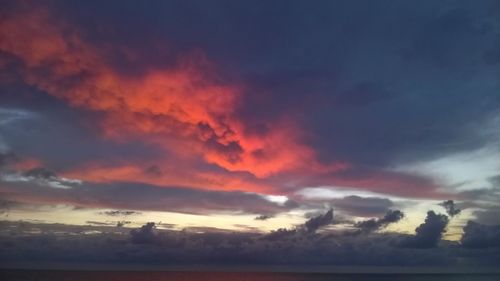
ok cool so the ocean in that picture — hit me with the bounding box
[1,271,500,281]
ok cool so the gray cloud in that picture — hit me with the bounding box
[461,221,500,248]
[86,220,115,226]
[355,210,404,234]
[0,220,487,267]
[0,174,295,215]
[332,196,394,217]
[254,214,273,221]
[116,221,131,227]
[1,167,82,189]
[440,200,461,217]
[99,210,142,217]
[472,208,500,225]
[400,211,449,249]
[130,222,159,244]
[304,209,333,233]
[0,152,15,167]
[0,199,19,215]
[262,228,297,241]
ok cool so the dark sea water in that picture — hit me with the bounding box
[1,271,500,281]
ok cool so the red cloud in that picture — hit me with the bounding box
[0,4,346,192]
[0,4,449,201]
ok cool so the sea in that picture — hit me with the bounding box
[1,271,500,281]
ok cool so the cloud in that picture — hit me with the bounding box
[0,173,296,215]
[0,219,481,267]
[461,221,500,248]
[261,209,335,240]
[440,200,461,217]
[304,209,333,233]
[472,208,500,225]
[355,210,404,233]
[332,195,394,217]
[0,2,346,183]
[130,222,159,244]
[116,221,131,227]
[86,220,115,226]
[261,228,297,241]
[0,199,19,215]
[1,0,499,230]
[0,152,14,167]
[400,211,449,248]
[0,108,36,126]
[99,210,141,217]
[1,167,81,189]
[254,214,273,221]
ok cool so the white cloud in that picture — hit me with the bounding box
[0,108,37,126]
[393,145,500,191]
[295,186,404,201]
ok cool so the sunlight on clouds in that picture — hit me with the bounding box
[393,145,500,191]
[295,186,404,201]
[260,194,289,205]
[2,205,305,233]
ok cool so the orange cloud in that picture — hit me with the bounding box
[0,4,346,192]
[60,161,277,194]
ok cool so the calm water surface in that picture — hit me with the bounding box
[1,271,500,281]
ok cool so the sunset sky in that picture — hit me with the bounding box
[1,0,500,268]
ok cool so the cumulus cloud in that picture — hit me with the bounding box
[304,209,333,233]
[262,228,297,241]
[440,200,461,217]
[130,222,159,244]
[355,210,404,233]
[0,220,481,267]
[461,221,500,248]
[400,211,449,248]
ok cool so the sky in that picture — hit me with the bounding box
[0,0,500,268]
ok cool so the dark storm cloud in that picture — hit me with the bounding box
[461,221,500,248]
[355,210,404,234]
[400,211,449,249]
